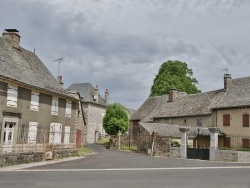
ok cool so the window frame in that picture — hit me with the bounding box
[242,114,249,127]
[65,101,72,118]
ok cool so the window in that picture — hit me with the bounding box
[7,85,18,107]
[51,97,59,115]
[65,102,72,118]
[242,114,249,127]
[63,126,70,144]
[197,118,202,127]
[223,114,230,126]
[223,137,230,148]
[242,138,250,148]
[28,122,38,143]
[30,91,39,111]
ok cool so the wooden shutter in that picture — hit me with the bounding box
[28,122,38,143]
[242,138,250,148]
[223,137,230,148]
[242,114,249,127]
[63,126,70,144]
[51,98,58,115]
[223,114,230,126]
[65,102,72,118]
[30,92,39,111]
[7,85,18,107]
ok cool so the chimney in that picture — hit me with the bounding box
[168,89,178,102]
[94,85,99,102]
[2,29,21,49]
[224,74,232,91]
[105,89,109,104]
[58,75,64,85]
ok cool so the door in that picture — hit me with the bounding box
[2,122,15,153]
[49,123,62,144]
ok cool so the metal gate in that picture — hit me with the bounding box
[187,148,209,160]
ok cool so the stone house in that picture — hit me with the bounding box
[131,74,250,149]
[68,83,109,143]
[0,29,83,154]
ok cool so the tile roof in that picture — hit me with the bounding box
[0,35,74,99]
[68,83,107,106]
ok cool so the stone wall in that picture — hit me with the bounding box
[215,150,250,162]
[0,152,44,167]
[53,149,78,159]
[170,147,180,158]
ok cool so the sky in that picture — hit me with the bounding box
[1,0,250,110]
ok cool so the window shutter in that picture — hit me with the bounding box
[65,102,72,118]
[51,98,58,115]
[223,114,230,126]
[64,126,70,144]
[28,122,38,143]
[223,137,230,148]
[242,114,249,127]
[30,92,39,111]
[7,86,18,107]
[242,138,250,148]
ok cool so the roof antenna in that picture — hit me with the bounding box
[222,67,229,74]
[53,58,63,80]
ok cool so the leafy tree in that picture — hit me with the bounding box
[150,60,200,96]
[103,103,129,135]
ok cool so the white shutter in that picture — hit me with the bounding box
[30,92,39,111]
[51,98,58,115]
[28,122,38,143]
[65,102,72,118]
[64,126,70,144]
[49,123,62,144]
[7,85,18,107]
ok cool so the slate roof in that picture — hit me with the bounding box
[68,83,107,106]
[139,123,225,137]
[0,34,74,99]
[132,76,250,121]
[212,76,250,109]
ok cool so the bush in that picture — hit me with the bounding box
[171,141,180,147]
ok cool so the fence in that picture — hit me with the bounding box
[223,134,250,150]
[0,128,76,154]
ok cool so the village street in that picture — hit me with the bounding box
[1,144,250,187]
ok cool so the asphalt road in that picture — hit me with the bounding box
[1,144,250,188]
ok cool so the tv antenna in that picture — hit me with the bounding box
[53,58,63,79]
[222,67,229,74]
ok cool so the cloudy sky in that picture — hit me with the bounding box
[1,0,250,109]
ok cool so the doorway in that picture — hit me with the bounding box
[2,122,15,153]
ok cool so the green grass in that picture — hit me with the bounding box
[77,147,92,157]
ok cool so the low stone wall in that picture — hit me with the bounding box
[215,150,250,162]
[170,147,180,158]
[53,149,78,159]
[0,152,44,167]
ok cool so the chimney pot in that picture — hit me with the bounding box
[58,75,64,85]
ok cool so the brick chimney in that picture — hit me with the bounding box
[105,89,109,104]
[168,89,178,102]
[58,75,64,85]
[2,29,20,49]
[224,74,232,91]
[94,85,99,102]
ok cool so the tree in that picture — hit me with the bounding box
[150,60,200,96]
[103,103,129,135]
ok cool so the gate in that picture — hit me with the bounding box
[187,135,210,160]
[187,148,209,160]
